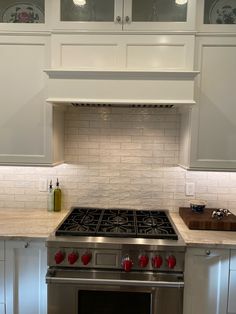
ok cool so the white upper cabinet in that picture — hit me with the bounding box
[51,0,197,31]
[0,35,64,166]
[179,36,236,170]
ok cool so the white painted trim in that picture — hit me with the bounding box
[47,98,196,106]
[44,69,200,78]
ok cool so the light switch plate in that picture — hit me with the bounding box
[39,178,48,192]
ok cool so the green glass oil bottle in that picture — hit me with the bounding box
[54,178,61,212]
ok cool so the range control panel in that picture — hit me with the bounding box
[48,248,184,272]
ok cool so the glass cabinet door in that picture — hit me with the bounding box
[203,0,236,25]
[132,0,188,22]
[61,0,114,22]
[197,0,236,32]
[124,0,196,31]
[0,0,45,23]
[52,0,121,30]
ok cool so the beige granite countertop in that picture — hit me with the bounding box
[170,212,236,249]
[0,208,69,240]
[0,208,236,248]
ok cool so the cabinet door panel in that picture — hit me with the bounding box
[198,45,236,161]
[228,271,236,314]
[230,250,236,270]
[0,36,52,165]
[5,241,47,314]
[182,36,236,170]
[184,248,229,314]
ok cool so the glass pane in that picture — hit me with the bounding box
[78,290,151,314]
[0,0,44,23]
[204,0,236,24]
[132,0,188,22]
[61,0,114,22]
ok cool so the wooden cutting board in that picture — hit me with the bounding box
[179,207,236,231]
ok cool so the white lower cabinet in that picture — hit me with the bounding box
[5,241,47,314]
[228,251,236,314]
[184,247,230,314]
[0,241,5,314]
[0,262,5,314]
[0,305,5,314]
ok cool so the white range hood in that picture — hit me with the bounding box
[44,69,199,108]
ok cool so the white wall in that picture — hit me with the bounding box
[0,106,236,213]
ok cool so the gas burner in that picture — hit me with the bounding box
[143,217,164,227]
[67,224,91,232]
[81,214,95,224]
[145,227,168,235]
[107,215,129,225]
[55,207,178,240]
[102,225,132,233]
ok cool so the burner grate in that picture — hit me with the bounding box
[97,209,136,237]
[55,207,178,240]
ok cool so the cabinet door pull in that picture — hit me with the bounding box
[205,250,211,256]
[125,16,130,23]
[116,16,122,23]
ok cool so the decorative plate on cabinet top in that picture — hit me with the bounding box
[2,3,44,23]
[209,0,236,24]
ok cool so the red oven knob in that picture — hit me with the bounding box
[139,255,149,268]
[68,252,79,265]
[122,256,133,272]
[167,255,176,269]
[152,255,163,269]
[54,251,65,264]
[81,252,92,265]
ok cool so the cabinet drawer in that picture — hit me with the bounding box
[230,251,236,270]
[0,241,4,261]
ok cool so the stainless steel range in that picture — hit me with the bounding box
[46,207,185,314]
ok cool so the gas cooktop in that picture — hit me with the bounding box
[55,207,178,240]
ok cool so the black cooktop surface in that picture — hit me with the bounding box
[56,207,178,240]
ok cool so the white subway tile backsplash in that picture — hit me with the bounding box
[0,107,236,212]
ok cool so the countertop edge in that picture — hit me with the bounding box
[0,209,236,249]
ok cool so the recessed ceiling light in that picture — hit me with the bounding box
[73,0,86,7]
[175,0,187,4]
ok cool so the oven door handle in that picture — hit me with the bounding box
[46,274,184,288]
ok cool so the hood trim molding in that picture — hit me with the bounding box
[45,69,199,79]
[45,69,199,107]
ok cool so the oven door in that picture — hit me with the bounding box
[46,268,184,314]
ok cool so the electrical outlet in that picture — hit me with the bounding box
[39,178,48,192]
[185,182,195,196]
